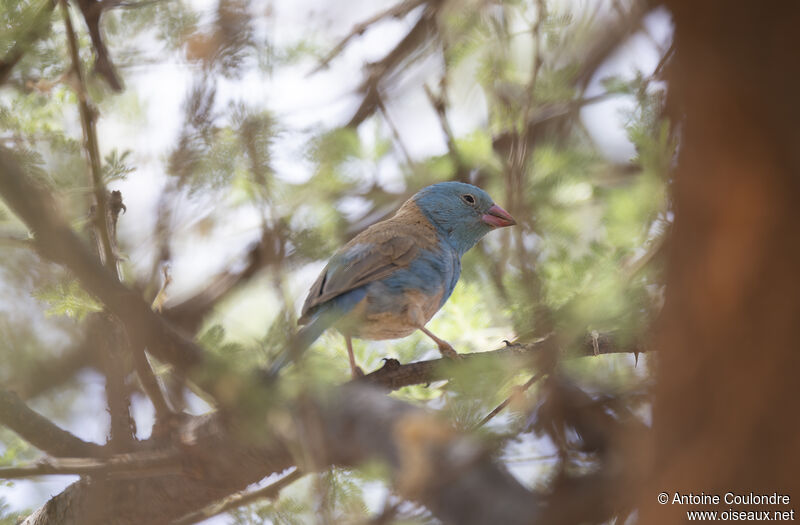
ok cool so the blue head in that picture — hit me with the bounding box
[413,182,516,255]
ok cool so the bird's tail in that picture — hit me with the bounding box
[265,287,367,379]
[264,304,346,379]
[294,309,340,352]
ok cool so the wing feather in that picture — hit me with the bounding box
[299,222,430,324]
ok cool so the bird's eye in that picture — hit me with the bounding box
[461,194,476,205]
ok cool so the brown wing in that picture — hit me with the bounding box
[298,223,424,324]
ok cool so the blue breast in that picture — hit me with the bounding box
[368,243,461,313]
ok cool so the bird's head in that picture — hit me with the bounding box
[413,181,516,254]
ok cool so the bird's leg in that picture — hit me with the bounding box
[344,334,365,378]
[419,326,461,360]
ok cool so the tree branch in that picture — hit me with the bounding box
[423,82,466,179]
[0,389,102,457]
[73,0,124,91]
[0,450,181,479]
[21,385,542,525]
[346,3,441,128]
[61,0,117,278]
[358,333,644,391]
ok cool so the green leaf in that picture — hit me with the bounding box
[32,279,103,320]
[103,149,135,183]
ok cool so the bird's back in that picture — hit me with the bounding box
[299,199,444,324]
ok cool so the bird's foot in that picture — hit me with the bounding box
[350,365,365,379]
[437,342,462,361]
[381,357,401,370]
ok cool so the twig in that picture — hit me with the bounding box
[491,91,626,162]
[106,190,175,437]
[0,389,103,457]
[652,41,675,80]
[171,468,304,525]
[0,450,182,479]
[508,1,547,322]
[134,349,175,425]
[622,227,668,279]
[116,0,175,9]
[310,0,427,75]
[574,1,647,91]
[136,265,177,423]
[107,189,126,277]
[521,0,546,137]
[61,0,117,277]
[474,373,544,429]
[151,264,172,313]
[423,83,464,176]
[346,5,440,127]
[377,97,415,167]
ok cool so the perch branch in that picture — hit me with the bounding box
[358,332,644,391]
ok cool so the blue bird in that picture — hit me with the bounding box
[297,182,516,377]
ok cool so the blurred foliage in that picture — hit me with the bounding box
[33,278,103,320]
[0,0,670,521]
[0,500,27,525]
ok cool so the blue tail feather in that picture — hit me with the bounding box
[267,287,367,378]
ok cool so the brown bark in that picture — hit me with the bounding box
[639,2,800,522]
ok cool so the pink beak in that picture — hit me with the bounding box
[481,204,516,228]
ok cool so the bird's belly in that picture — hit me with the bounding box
[350,317,417,340]
[344,287,444,341]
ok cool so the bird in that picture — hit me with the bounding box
[295,181,516,378]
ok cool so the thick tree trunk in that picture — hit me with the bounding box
[640,2,800,522]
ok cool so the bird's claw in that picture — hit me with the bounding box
[381,357,401,370]
[351,366,365,379]
[438,344,462,361]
